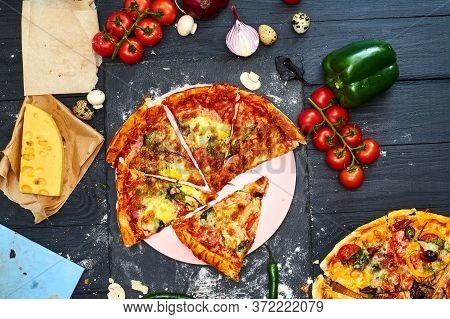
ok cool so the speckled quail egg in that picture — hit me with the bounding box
[292,12,310,35]
[72,100,94,121]
[258,24,277,46]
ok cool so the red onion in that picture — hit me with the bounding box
[226,5,259,57]
[180,0,229,20]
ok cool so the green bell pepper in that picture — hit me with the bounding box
[322,39,399,108]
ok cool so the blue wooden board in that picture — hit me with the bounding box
[0,224,84,299]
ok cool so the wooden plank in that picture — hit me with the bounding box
[95,0,450,26]
[1,15,450,101]
[6,224,110,294]
[308,143,450,216]
[304,79,450,145]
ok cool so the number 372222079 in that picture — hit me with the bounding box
[252,300,324,312]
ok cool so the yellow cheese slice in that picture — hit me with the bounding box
[19,104,64,196]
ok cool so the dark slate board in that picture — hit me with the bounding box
[104,56,311,298]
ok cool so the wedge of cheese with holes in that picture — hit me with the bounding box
[19,104,64,196]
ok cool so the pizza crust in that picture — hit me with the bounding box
[312,275,353,299]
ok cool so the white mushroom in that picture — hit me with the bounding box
[176,15,197,37]
[87,89,105,110]
[240,71,261,91]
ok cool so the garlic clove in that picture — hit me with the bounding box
[87,89,105,107]
[240,71,261,91]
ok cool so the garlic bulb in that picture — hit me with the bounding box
[226,5,259,57]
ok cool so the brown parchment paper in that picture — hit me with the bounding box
[0,95,104,223]
[22,0,100,95]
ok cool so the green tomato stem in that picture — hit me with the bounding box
[308,98,361,168]
[111,10,159,60]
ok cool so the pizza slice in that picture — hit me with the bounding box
[214,90,306,192]
[115,162,216,247]
[320,215,406,297]
[163,84,239,191]
[106,103,204,186]
[387,209,450,298]
[172,176,269,281]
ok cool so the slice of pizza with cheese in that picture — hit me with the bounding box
[320,215,407,298]
[172,176,269,281]
[312,275,354,299]
[115,162,216,247]
[387,209,450,298]
[163,84,239,192]
[106,103,204,186]
[214,90,306,192]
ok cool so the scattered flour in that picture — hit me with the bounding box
[278,283,293,299]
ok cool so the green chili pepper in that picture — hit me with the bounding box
[264,244,279,299]
[143,292,194,299]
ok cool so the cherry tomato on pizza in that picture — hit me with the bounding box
[123,0,152,20]
[310,86,335,109]
[340,124,363,148]
[325,105,349,130]
[339,165,364,190]
[297,108,323,133]
[337,244,361,263]
[135,18,163,46]
[356,138,380,165]
[92,31,118,57]
[106,11,134,38]
[326,146,351,171]
[313,126,338,151]
[118,37,144,64]
[150,0,178,26]
[419,233,439,241]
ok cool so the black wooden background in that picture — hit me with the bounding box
[1,0,450,299]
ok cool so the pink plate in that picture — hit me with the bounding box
[144,152,297,265]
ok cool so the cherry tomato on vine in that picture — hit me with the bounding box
[92,31,118,57]
[150,0,178,26]
[123,0,152,20]
[135,18,163,46]
[106,11,134,38]
[118,37,144,64]
[325,105,349,130]
[356,138,380,165]
[340,124,363,148]
[326,146,351,171]
[297,108,323,134]
[310,86,335,109]
[313,126,338,151]
[339,165,365,190]
[283,0,301,4]
[337,244,361,262]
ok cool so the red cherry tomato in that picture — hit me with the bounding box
[310,86,335,109]
[337,244,361,262]
[419,233,439,241]
[150,0,178,26]
[118,37,144,64]
[326,146,351,171]
[313,126,338,151]
[297,109,323,134]
[339,166,365,190]
[340,124,363,148]
[356,138,380,165]
[135,18,163,46]
[123,0,152,20]
[106,11,134,38]
[325,105,349,130]
[91,31,118,57]
[283,0,301,5]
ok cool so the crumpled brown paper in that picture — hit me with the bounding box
[0,95,104,223]
[22,0,100,95]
